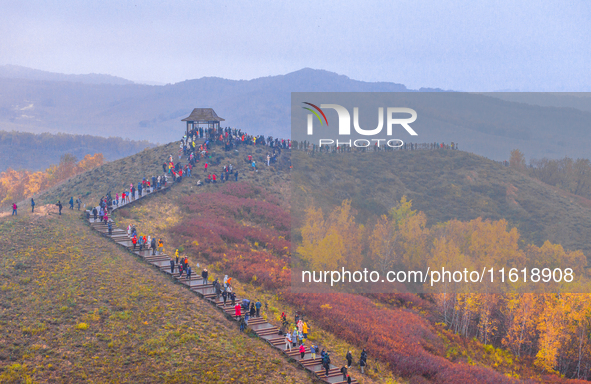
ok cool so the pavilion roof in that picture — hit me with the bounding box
[181,108,225,122]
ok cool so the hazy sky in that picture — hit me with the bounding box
[1,0,590,91]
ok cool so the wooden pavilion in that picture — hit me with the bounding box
[181,108,225,136]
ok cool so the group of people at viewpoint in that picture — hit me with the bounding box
[177,126,292,184]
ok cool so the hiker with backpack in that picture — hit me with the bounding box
[340,366,348,381]
[310,345,317,360]
[322,351,331,377]
[360,349,367,374]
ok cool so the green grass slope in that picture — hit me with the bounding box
[0,209,313,383]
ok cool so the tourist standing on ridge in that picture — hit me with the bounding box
[56,201,62,215]
[12,202,17,215]
[69,197,74,210]
[76,197,81,210]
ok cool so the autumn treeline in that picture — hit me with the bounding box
[510,149,591,200]
[298,198,591,378]
[0,153,104,205]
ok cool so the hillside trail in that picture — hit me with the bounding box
[85,180,357,384]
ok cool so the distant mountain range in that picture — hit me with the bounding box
[1,66,590,161]
[0,65,134,85]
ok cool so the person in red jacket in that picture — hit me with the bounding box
[235,303,241,319]
[299,343,306,359]
[132,235,137,251]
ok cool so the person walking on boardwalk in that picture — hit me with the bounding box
[158,239,164,253]
[292,328,298,348]
[310,345,317,360]
[249,302,255,318]
[175,249,179,264]
[222,290,228,307]
[178,262,183,278]
[239,315,246,332]
[93,207,98,221]
[255,300,262,317]
[346,350,352,368]
[302,320,309,339]
[186,265,192,280]
[132,235,137,251]
[322,351,331,377]
[285,331,292,351]
[201,268,208,284]
[151,237,157,255]
[340,365,348,381]
[31,198,35,213]
[170,257,175,274]
[230,291,236,307]
[235,302,241,319]
[108,221,112,235]
[299,343,306,359]
[69,197,74,210]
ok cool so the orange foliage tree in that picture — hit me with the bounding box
[0,153,104,206]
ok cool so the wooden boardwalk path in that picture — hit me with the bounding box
[86,182,357,384]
